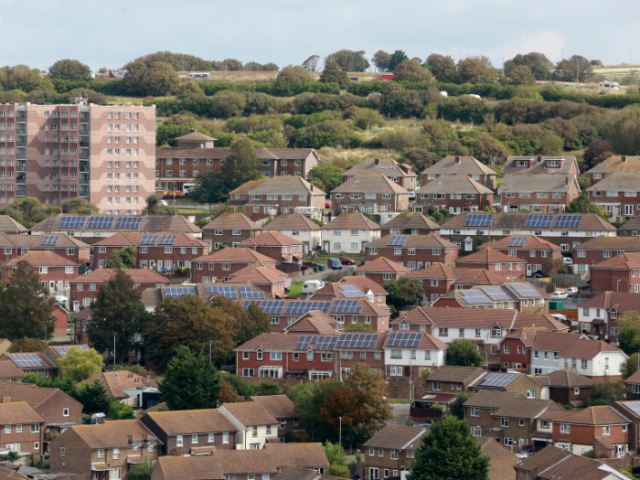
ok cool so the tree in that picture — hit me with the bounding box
[146,194,172,215]
[472,230,485,252]
[218,380,243,403]
[544,256,566,275]
[388,51,409,72]
[221,373,257,398]
[540,130,564,155]
[621,352,639,379]
[0,260,55,340]
[450,391,474,419]
[565,194,608,219]
[122,62,149,96]
[584,380,629,407]
[503,64,536,85]
[210,90,247,118]
[324,442,350,479]
[325,50,370,72]
[427,54,457,83]
[256,382,281,396]
[48,59,92,81]
[457,57,498,84]
[159,346,222,410]
[383,278,425,308]
[74,380,114,415]
[308,165,345,192]
[8,337,47,353]
[105,246,137,269]
[143,62,180,96]
[447,340,484,367]
[505,53,551,80]
[127,463,153,480]
[236,301,272,346]
[88,269,149,362]
[109,400,136,419]
[61,198,100,214]
[583,139,614,170]
[372,51,391,72]
[56,347,104,382]
[393,60,433,82]
[302,55,320,72]
[617,312,640,355]
[554,55,593,82]
[408,415,490,480]
[128,51,213,72]
[277,65,313,83]
[343,323,376,333]
[7,65,48,92]
[320,61,350,88]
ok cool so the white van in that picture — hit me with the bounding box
[302,280,325,294]
[182,183,197,195]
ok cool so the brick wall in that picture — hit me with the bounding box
[356,272,407,285]
[331,193,409,216]
[203,229,260,249]
[94,245,206,269]
[364,247,458,269]
[1,265,79,287]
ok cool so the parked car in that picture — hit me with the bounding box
[534,270,546,278]
[302,280,325,294]
[565,287,579,296]
[562,257,573,265]
[550,291,568,300]
[338,257,356,265]
[551,314,567,322]
[328,258,343,270]
[325,202,332,208]
[408,191,416,199]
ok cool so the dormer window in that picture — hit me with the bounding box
[515,161,529,168]
[546,160,560,168]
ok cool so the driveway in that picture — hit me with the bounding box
[387,403,411,426]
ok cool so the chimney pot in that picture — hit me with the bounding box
[190,128,196,133]
[565,177,569,186]
[374,159,380,166]
[310,184,313,192]
[454,156,460,164]
[537,156,542,163]
[127,435,133,443]
[622,156,627,163]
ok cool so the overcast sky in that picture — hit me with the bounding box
[3,0,639,71]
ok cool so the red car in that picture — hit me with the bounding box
[325,202,332,208]
[338,257,355,265]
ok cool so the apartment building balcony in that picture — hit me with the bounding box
[16,115,26,123]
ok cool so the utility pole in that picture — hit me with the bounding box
[576,58,579,85]
[339,417,342,447]
[113,335,116,366]
[225,54,228,81]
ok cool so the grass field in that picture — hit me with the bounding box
[288,280,305,297]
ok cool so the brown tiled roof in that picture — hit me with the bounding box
[381,212,439,231]
[332,175,409,194]
[511,313,567,331]
[0,382,73,408]
[158,147,316,161]
[538,455,610,480]
[516,445,572,473]
[416,333,449,350]
[463,390,524,408]
[363,425,427,450]
[0,467,28,480]
[71,419,159,449]
[144,409,235,435]
[366,233,458,249]
[80,371,157,398]
[538,405,628,425]
[175,131,216,141]
[578,291,640,312]
[457,248,525,265]
[417,175,493,194]
[451,268,505,286]
[202,213,262,231]
[425,366,486,384]
[285,312,341,336]
[504,156,579,175]
[466,391,560,420]
[5,250,78,267]
[229,180,268,196]
[0,361,26,380]
[625,370,640,385]
[247,177,325,196]
[478,235,561,251]
[543,370,594,388]
[339,276,388,295]
[240,231,303,247]
[531,331,623,359]
[311,282,368,300]
[344,158,416,178]
[0,401,43,425]
[478,438,518,480]
[322,212,380,231]
[498,174,577,194]
[591,252,640,270]
[222,402,278,426]
[587,155,640,174]
[193,247,276,265]
[235,334,304,353]
[0,233,90,249]
[587,172,640,192]
[227,263,288,285]
[141,288,163,308]
[70,268,170,285]
[93,232,208,248]
[574,235,640,251]
[0,216,27,233]
[391,307,516,329]
[266,213,321,231]
[143,402,168,413]
[262,442,330,467]
[274,467,345,480]
[31,215,201,234]
[353,257,412,274]
[247,395,296,419]
[441,212,616,233]
[422,156,496,176]
[404,263,458,280]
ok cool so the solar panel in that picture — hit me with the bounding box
[41,235,60,246]
[460,290,491,304]
[8,353,47,368]
[315,336,338,351]
[87,216,115,229]
[507,237,527,247]
[477,373,519,388]
[330,300,363,314]
[336,333,380,349]
[164,287,196,298]
[525,215,554,228]
[510,284,540,297]
[481,287,513,301]
[59,216,87,229]
[295,335,317,350]
[205,286,238,299]
[140,235,159,245]
[115,217,143,229]
[240,286,265,299]
[464,214,492,227]
[622,402,640,417]
[554,215,583,229]
[52,345,89,356]
[159,235,178,245]
[388,235,408,246]
[285,301,331,315]
[339,285,365,298]
[295,335,338,351]
[387,332,422,348]
[242,300,286,314]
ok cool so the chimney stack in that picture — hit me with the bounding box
[127,435,133,444]
[622,156,628,163]
[189,128,196,133]
[310,184,313,192]
[537,156,542,163]
[374,159,380,166]
[565,177,569,186]
[454,156,461,164]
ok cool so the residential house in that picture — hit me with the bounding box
[227,263,289,298]
[283,311,342,336]
[48,419,161,478]
[618,215,640,237]
[612,400,640,454]
[531,370,594,408]
[333,332,388,380]
[229,180,268,207]
[80,371,158,406]
[362,425,428,480]
[239,231,305,265]
[577,292,640,340]
[363,233,459,270]
[499,174,580,213]
[503,156,579,176]
[202,212,262,250]
[92,232,208,270]
[587,173,640,218]
[70,268,170,310]
[422,366,486,408]
[499,328,554,373]
[192,248,277,283]
[0,402,45,456]
[0,360,25,383]
[588,253,640,294]
[472,372,547,399]
[0,233,91,265]
[379,212,440,237]
[353,257,412,285]
[218,402,279,449]
[572,236,640,275]
[343,158,417,191]
[478,235,562,277]
[0,353,56,379]
[246,395,302,440]
[383,332,449,381]
[455,248,526,282]
[513,445,571,480]
[432,286,550,312]
[73,308,94,344]
[309,278,388,308]
[477,437,519,480]
[450,268,506,289]
[330,175,409,217]
[625,370,640,396]
[402,263,459,303]
[243,177,325,221]
[421,156,497,190]
[587,155,640,186]
[1,251,79,292]
[140,409,237,455]
[415,175,493,215]
[321,212,381,254]
[0,216,28,234]
[273,467,343,480]
[265,213,322,254]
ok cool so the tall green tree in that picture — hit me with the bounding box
[456,57,498,84]
[159,346,222,410]
[450,391,474,419]
[426,54,457,83]
[565,194,608,219]
[48,59,93,81]
[372,51,391,72]
[56,347,104,382]
[320,61,350,87]
[393,60,432,82]
[554,55,593,82]
[447,340,484,367]
[324,442,350,478]
[325,50,370,72]
[472,230,485,251]
[408,415,490,480]
[388,50,409,71]
[383,278,425,307]
[0,260,55,340]
[277,65,313,83]
[308,165,345,192]
[105,246,137,269]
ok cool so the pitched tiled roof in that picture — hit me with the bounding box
[441,212,616,232]
[391,307,516,328]
[333,332,389,352]
[332,175,409,194]
[0,361,26,380]
[175,131,216,141]
[538,406,628,425]
[501,283,550,300]
[70,268,170,285]
[0,466,29,480]
[344,158,416,178]
[202,213,262,231]
[363,425,427,450]
[457,248,525,264]
[31,215,201,234]
[531,331,623,359]
[578,291,640,312]
[353,257,412,274]
[422,156,496,176]
[591,252,640,270]
[227,264,288,285]
[516,445,572,473]
[5,352,54,369]
[274,467,345,480]
[504,156,578,175]
[285,312,341,336]
[339,276,388,295]
[537,455,610,480]
[0,216,27,233]
[543,370,594,388]
[247,395,296,419]
[222,402,278,426]
[574,235,640,251]
[478,438,518,480]
[266,213,321,231]
[0,233,90,249]
[262,442,330,467]
[404,263,458,280]
[193,247,276,264]
[0,383,70,408]
[587,172,640,192]
[466,391,559,420]
[80,371,157,398]
[498,174,577,194]
[240,231,302,247]
[381,212,439,231]
[144,409,235,435]
[463,390,525,408]
[0,402,43,425]
[425,366,486,384]
[229,180,267,196]
[478,235,561,251]
[247,177,324,196]
[322,212,380,231]
[365,233,458,249]
[5,250,78,267]
[93,232,208,248]
[625,370,640,385]
[71,419,159,448]
[511,313,567,331]
[417,175,493,194]
[451,268,506,286]
[235,333,305,353]
[587,155,640,174]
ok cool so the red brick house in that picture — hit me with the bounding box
[242,176,325,221]
[353,256,412,285]
[532,370,594,408]
[415,175,493,215]
[239,231,305,265]
[192,247,277,283]
[0,233,91,265]
[227,263,289,298]
[499,174,580,213]
[578,292,640,340]
[451,268,506,289]
[587,173,640,219]
[379,212,440,237]
[229,180,268,207]
[498,328,549,371]
[362,425,427,480]
[202,212,262,250]
[331,175,410,216]
[343,158,417,191]
[421,156,497,190]
[0,352,56,379]
[0,402,45,456]
[478,235,562,277]
[333,332,389,379]
[308,280,389,307]
[588,253,640,293]
[432,283,550,313]
[70,268,170,310]
[1,251,79,291]
[339,276,389,306]
[455,248,526,281]
[586,155,640,186]
[363,233,459,270]
[503,155,579,177]
[403,263,459,303]
[573,236,640,275]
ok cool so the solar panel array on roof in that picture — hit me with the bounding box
[554,215,583,229]
[59,216,87,229]
[387,332,422,348]
[460,290,491,304]
[205,286,238,299]
[477,372,519,388]
[159,235,178,245]
[8,353,47,368]
[525,215,553,228]
[41,235,60,246]
[115,217,143,229]
[507,237,527,247]
[510,284,540,297]
[240,286,265,299]
[87,217,115,229]
[339,285,365,298]
[336,333,380,349]
[622,402,640,417]
[295,335,337,351]
[465,214,492,227]
[388,235,408,246]
[165,287,196,298]
[242,300,285,314]
[285,301,331,315]
[140,234,159,245]
[481,287,512,301]
[330,300,362,314]
[52,345,89,356]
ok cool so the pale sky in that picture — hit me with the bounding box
[2,0,639,71]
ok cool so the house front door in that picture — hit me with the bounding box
[526,264,532,276]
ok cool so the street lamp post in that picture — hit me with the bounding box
[339,417,342,447]
[617,279,621,293]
